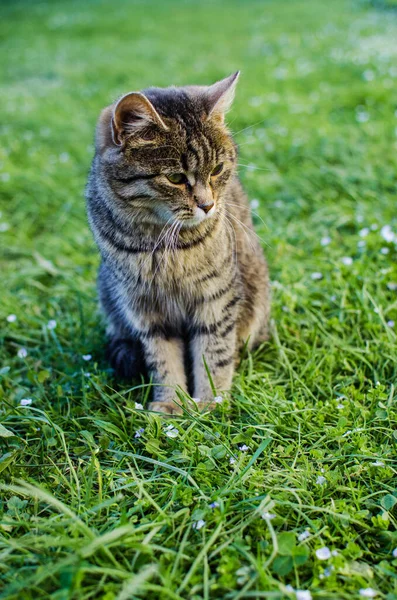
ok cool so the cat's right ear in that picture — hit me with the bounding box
[112,92,168,146]
[96,93,168,151]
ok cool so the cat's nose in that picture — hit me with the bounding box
[197,201,214,214]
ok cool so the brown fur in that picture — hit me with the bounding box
[86,73,270,414]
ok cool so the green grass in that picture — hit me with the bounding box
[1,0,397,598]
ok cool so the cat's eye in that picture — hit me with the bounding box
[166,173,187,185]
[211,163,224,177]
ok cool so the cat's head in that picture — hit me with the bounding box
[96,73,239,228]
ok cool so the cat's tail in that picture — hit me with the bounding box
[106,337,146,380]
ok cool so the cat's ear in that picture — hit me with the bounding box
[206,71,240,122]
[111,92,168,146]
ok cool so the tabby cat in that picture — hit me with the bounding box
[86,72,270,414]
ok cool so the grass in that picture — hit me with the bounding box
[1,0,397,597]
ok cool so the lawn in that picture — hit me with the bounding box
[1,0,397,598]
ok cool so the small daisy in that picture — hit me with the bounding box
[316,475,326,485]
[165,426,179,439]
[193,519,205,530]
[134,427,144,438]
[371,461,384,467]
[380,225,395,243]
[387,320,395,328]
[134,402,143,410]
[239,444,249,452]
[337,403,344,409]
[6,314,16,323]
[229,457,236,465]
[316,547,331,560]
[311,272,323,280]
[82,354,92,361]
[261,512,276,520]
[17,348,28,358]
[359,589,378,598]
[47,320,57,330]
[356,110,370,123]
[298,529,310,542]
[341,256,353,266]
[357,240,366,248]
[20,398,32,406]
[320,236,331,246]
[359,227,370,237]
[296,591,312,600]
[381,247,390,255]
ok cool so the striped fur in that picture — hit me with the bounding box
[86,73,270,414]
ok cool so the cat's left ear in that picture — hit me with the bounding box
[205,71,240,122]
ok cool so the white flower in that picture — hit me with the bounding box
[193,519,205,530]
[363,69,375,81]
[316,547,331,560]
[134,427,144,438]
[359,227,370,237]
[341,256,353,266]
[331,550,338,556]
[82,354,92,361]
[381,225,396,243]
[214,396,223,404]
[371,461,384,467]
[250,199,260,209]
[337,403,344,409]
[387,320,395,328]
[371,223,378,231]
[20,398,32,406]
[0,223,10,232]
[392,547,397,557]
[298,529,310,542]
[320,236,331,246]
[311,272,323,280]
[6,314,17,322]
[47,320,57,330]
[239,444,249,452]
[134,402,143,410]
[165,426,179,439]
[285,584,294,593]
[381,247,390,255]
[387,282,397,291]
[356,110,370,123]
[316,476,326,485]
[296,591,312,600]
[229,457,236,465]
[357,240,366,248]
[209,501,219,509]
[261,512,276,520]
[17,348,28,358]
[359,589,378,598]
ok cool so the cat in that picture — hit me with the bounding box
[86,72,270,414]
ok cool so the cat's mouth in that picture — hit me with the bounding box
[179,205,216,228]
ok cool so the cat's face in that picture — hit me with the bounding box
[96,73,239,229]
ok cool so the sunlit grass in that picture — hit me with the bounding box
[1,0,397,598]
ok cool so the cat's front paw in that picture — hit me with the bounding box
[147,400,183,415]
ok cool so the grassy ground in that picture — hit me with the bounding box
[1,0,397,598]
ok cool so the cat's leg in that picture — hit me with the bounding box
[190,320,238,409]
[143,336,188,415]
